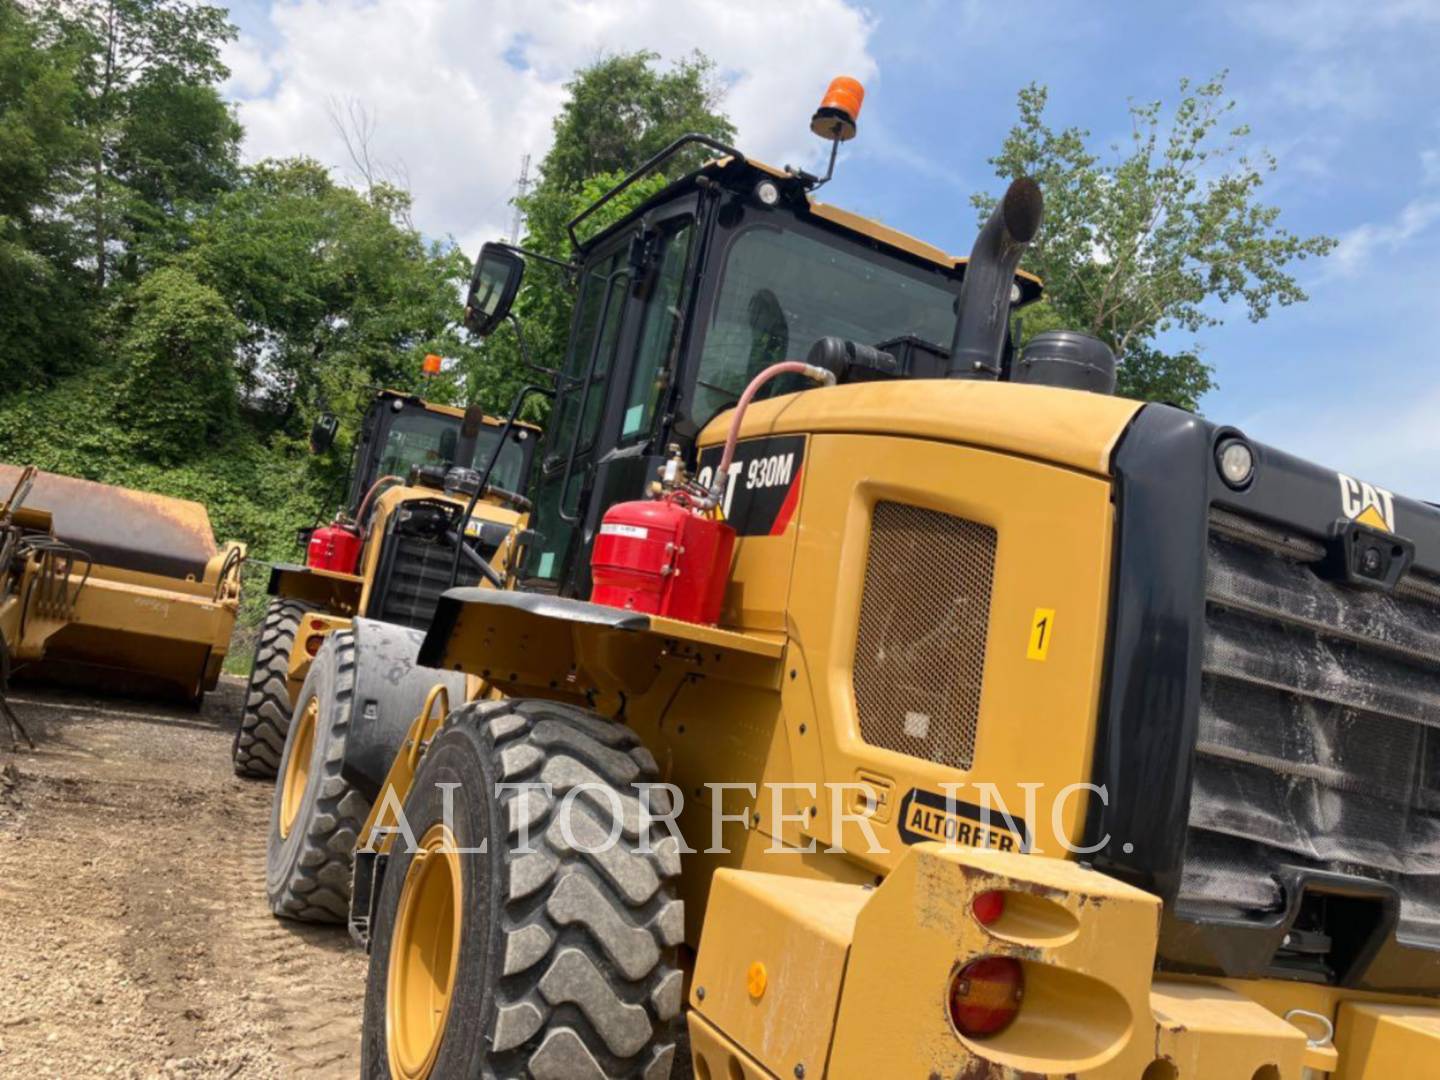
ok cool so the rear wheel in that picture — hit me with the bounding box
[360,699,683,1079]
[266,630,368,923]
[233,597,317,778]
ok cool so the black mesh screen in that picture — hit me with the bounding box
[1180,512,1440,946]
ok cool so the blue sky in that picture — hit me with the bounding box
[222,0,1440,496]
[823,1,1440,497]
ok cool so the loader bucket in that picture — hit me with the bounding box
[0,464,245,702]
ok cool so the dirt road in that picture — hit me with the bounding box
[0,679,367,1078]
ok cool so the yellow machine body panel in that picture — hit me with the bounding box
[393,376,1440,1076]
[352,483,525,617]
[1334,1004,1440,1078]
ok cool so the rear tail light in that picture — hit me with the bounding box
[304,634,323,657]
[948,956,1023,1039]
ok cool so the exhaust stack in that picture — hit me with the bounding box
[948,177,1043,379]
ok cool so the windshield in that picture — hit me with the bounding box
[692,223,959,422]
[374,408,530,493]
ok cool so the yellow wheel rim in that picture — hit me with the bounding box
[278,696,318,839]
[387,823,463,1080]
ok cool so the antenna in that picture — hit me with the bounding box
[509,152,531,245]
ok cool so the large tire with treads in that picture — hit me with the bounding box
[360,699,684,1079]
[233,597,316,778]
[266,630,367,923]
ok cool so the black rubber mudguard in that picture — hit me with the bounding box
[341,617,467,803]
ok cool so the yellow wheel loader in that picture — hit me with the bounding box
[250,388,542,926]
[232,388,540,780]
[353,84,1437,1078]
[0,463,244,708]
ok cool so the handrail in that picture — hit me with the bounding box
[447,381,555,590]
[566,132,745,250]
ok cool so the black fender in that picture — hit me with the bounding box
[340,617,467,803]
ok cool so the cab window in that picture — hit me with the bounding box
[692,223,958,424]
[620,216,695,440]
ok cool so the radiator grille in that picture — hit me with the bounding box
[371,533,491,631]
[852,501,996,770]
[1182,512,1440,945]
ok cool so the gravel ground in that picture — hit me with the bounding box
[0,678,367,1078]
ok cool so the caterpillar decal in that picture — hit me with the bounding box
[697,434,807,537]
[1338,472,1396,533]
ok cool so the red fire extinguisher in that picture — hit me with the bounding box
[591,361,835,625]
[306,516,362,574]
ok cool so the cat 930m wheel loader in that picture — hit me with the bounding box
[233,388,540,780]
[347,79,1439,1078]
[249,386,541,929]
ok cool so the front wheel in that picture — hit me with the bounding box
[360,699,684,1079]
[266,630,368,923]
[233,597,316,778]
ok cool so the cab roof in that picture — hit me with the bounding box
[576,155,1044,305]
[377,389,542,434]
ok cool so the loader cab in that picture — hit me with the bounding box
[344,390,537,519]
[510,156,1041,598]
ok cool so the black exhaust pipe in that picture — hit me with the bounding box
[948,177,1043,379]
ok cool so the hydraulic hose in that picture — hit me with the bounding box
[706,361,836,507]
[356,475,404,537]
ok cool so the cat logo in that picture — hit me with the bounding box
[1338,473,1396,533]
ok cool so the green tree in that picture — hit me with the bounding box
[540,50,734,190]
[180,157,475,424]
[64,0,241,290]
[0,0,93,383]
[980,75,1335,409]
[465,51,734,414]
[117,264,243,460]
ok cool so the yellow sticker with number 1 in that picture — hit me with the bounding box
[1027,608,1056,661]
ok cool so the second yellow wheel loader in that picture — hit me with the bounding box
[247,388,540,924]
[232,389,538,779]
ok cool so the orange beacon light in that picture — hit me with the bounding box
[811,76,865,141]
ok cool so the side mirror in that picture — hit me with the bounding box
[463,243,525,337]
[309,411,339,454]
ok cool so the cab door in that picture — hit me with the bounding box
[523,200,700,594]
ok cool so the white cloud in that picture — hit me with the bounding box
[1330,195,1440,276]
[223,0,877,253]
[220,34,277,98]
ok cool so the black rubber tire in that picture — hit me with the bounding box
[360,699,684,1079]
[266,630,368,924]
[233,597,317,778]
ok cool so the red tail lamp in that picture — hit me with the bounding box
[972,889,1006,927]
[949,956,1023,1039]
[811,76,865,141]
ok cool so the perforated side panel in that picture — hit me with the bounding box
[852,501,996,770]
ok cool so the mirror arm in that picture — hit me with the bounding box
[567,132,746,249]
[487,241,575,275]
[447,381,556,591]
[506,312,561,381]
